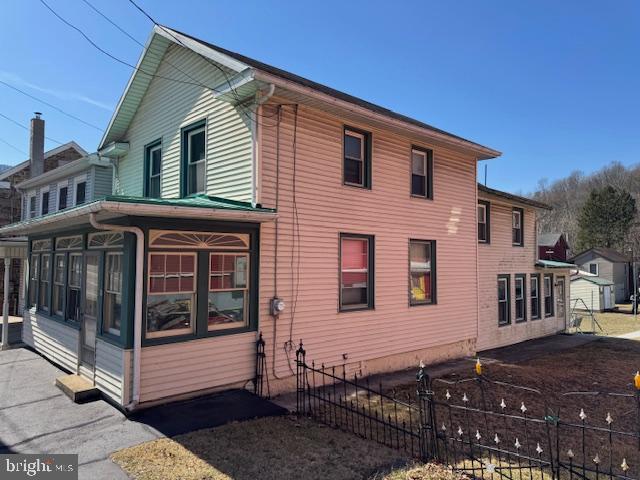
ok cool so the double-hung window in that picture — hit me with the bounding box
[74,176,86,206]
[209,253,249,330]
[29,196,36,219]
[478,201,490,243]
[38,254,51,312]
[52,254,65,317]
[29,254,39,307]
[343,127,371,188]
[515,274,526,322]
[530,274,540,320]
[41,189,50,216]
[145,141,162,198]
[340,234,374,310]
[409,240,436,305]
[182,122,206,196]
[512,208,524,246]
[498,274,510,325]
[58,183,68,210]
[588,263,598,275]
[410,147,433,198]
[67,253,82,321]
[147,252,196,338]
[544,274,554,317]
[104,252,123,335]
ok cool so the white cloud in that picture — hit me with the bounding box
[0,71,113,111]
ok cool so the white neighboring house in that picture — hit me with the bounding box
[570,275,615,312]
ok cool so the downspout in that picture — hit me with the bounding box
[89,213,144,410]
[251,84,275,207]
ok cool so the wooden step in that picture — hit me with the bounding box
[55,374,100,403]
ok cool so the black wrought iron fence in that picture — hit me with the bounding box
[296,342,426,458]
[295,341,640,480]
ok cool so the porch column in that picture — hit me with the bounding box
[1,257,9,350]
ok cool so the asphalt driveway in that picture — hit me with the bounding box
[0,347,160,479]
[0,346,287,480]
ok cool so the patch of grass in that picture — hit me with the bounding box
[112,415,409,480]
[591,310,640,336]
[376,463,468,480]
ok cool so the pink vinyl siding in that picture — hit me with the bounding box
[477,195,569,350]
[258,101,479,381]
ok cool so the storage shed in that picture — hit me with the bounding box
[570,275,615,312]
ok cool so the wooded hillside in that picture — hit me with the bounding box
[530,161,640,256]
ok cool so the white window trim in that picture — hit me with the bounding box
[187,126,206,195]
[73,175,87,206]
[57,181,69,211]
[588,263,599,276]
[344,130,365,187]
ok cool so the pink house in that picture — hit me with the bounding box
[477,185,573,351]
[0,26,572,408]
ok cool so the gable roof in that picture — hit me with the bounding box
[0,141,88,182]
[478,184,552,210]
[538,233,565,247]
[100,26,500,160]
[570,247,630,264]
[571,275,615,286]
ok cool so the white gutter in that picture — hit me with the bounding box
[252,84,275,206]
[253,71,501,160]
[0,200,277,237]
[89,213,144,410]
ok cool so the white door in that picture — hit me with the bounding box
[603,286,613,310]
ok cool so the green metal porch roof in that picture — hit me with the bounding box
[535,259,576,269]
[0,194,276,237]
[100,194,275,213]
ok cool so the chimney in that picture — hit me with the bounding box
[29,112,45,178]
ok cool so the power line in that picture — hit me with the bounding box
[0,137,27,156]
[0,112,64,145]
[125,0,280,123]
[80,0,144,47]
[0,79,103,131]
[39,0,224,94]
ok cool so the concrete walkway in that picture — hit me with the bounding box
[616,329,640,340]
[0,348,158,479]
[0,347,286,480]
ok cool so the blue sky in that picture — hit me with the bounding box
[1,0,638,193]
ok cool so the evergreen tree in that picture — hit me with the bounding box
[576,186,636,251]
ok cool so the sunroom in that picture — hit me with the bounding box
[0,195,276,409]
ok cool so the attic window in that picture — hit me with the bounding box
[589,263,598,275]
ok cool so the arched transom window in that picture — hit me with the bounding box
[149,230,249,250]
